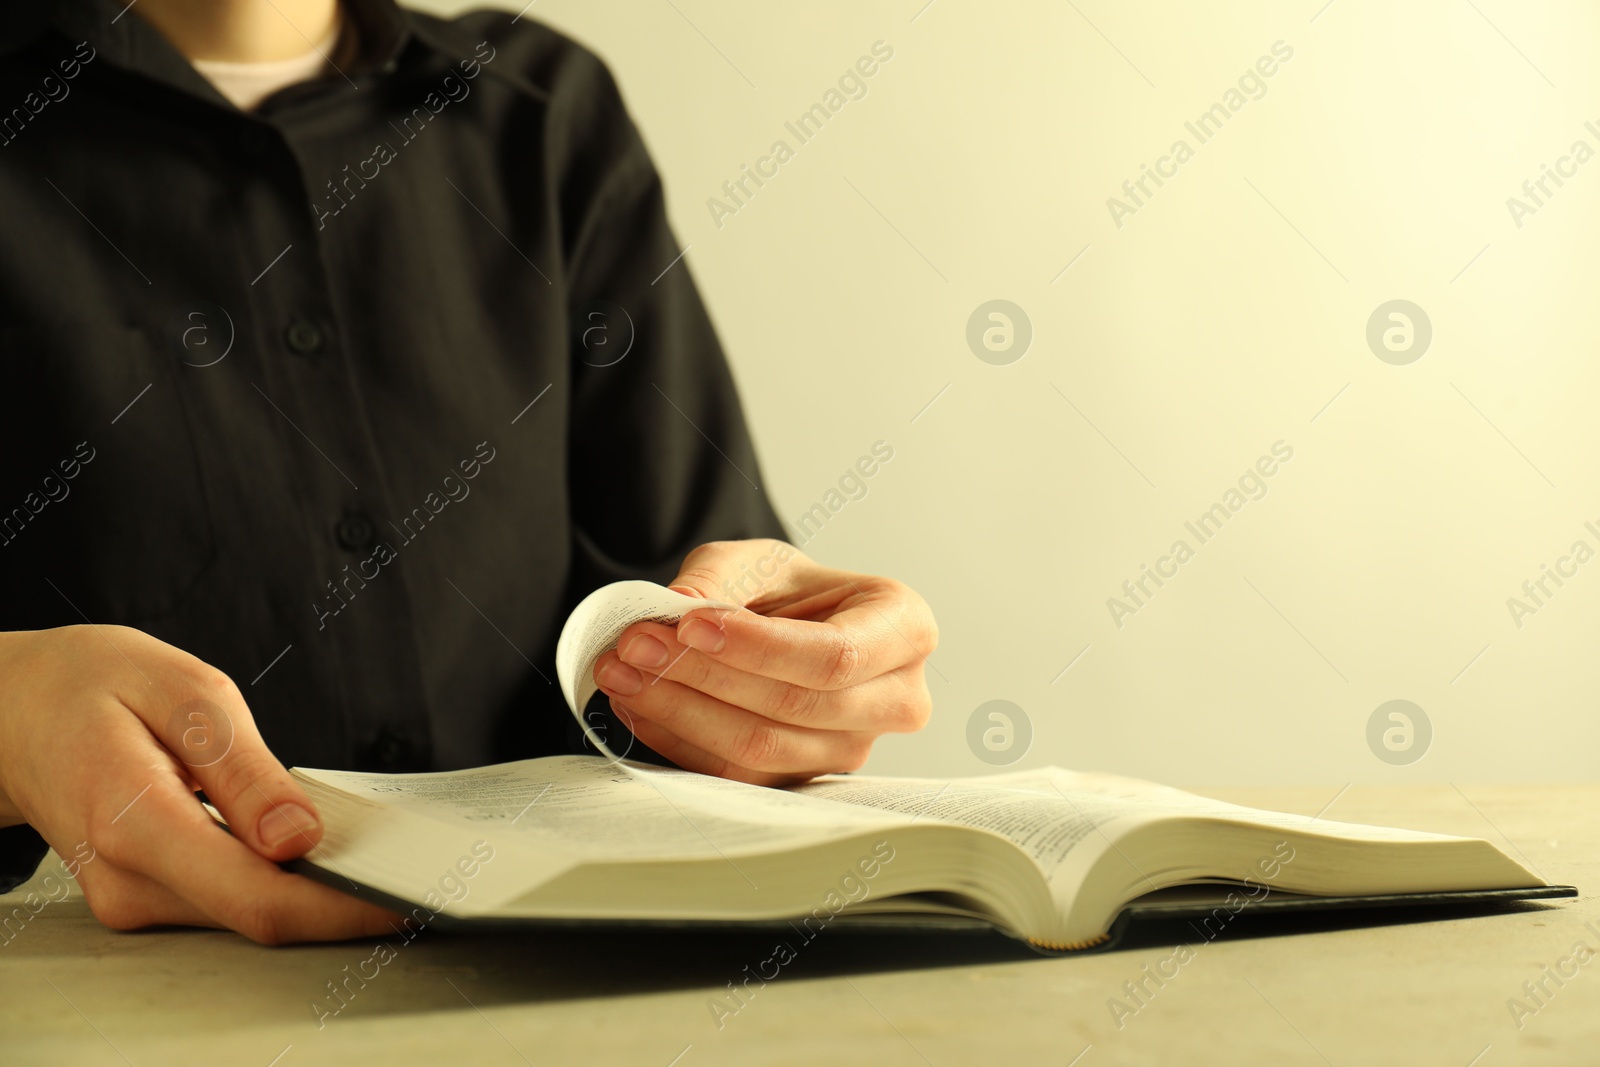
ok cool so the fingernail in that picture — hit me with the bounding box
[620,634,669,669]
[680,617,726,654]
[598,660,643,696]
[257,803,319,848]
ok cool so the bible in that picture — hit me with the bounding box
[280,582,1574,952]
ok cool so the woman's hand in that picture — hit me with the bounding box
[0,625,403,943]
[592,540,938,786]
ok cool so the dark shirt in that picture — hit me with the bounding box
[0,0,785,890]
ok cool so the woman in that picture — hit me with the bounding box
[0,0,936,943]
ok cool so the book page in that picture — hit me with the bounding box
[296,756,897,863]
[1010,769,1469,844]
[794,771,1143,875]
[795,766,1474,880]
[555,580,740,760]
[290,778,566,914]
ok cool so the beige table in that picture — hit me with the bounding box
[3,784,1596,1066]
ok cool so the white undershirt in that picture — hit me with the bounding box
[191,20,342,112]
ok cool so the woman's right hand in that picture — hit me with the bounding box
[0,624,402,944]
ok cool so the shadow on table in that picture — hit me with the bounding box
[300,921,1036,1011]
[1108,897,1569,954]
[297,897,1570,1013]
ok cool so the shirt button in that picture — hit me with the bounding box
[335,512,376,552]
[285,317,324,355]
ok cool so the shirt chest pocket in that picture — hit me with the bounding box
[0,325,218,624]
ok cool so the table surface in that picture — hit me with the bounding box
[3,783,1596,1067]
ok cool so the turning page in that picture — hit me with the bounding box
[555,580,740,761]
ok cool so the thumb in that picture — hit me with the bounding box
[667,538,799,607]
[159,692,323,863]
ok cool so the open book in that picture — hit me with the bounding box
[282,582,1574,952]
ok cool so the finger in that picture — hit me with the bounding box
[667,538,802,610]
[673,581,935,692]
[615,706,818,787]
[596,657,872,776]
[88,723,402,944]
[73,857,220,931]
[612,621,928,733]
[141,801,403,943]
[123,648,326,862]
[667,542,938,690]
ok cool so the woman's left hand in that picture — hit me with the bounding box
[592,540,937,785]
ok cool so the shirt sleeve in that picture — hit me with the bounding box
[552,48,789,602]
[531,44,789,761]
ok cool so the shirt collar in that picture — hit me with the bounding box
[46,0,413,106]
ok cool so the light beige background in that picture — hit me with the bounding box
[413,0,1598,785]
